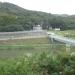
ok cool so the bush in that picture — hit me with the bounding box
[0,52,75,75]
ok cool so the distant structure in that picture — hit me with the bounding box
[33,25,42,31]
[48,27,52,30]
[54,28,60,31]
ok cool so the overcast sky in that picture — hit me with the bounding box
[1,0,75,15]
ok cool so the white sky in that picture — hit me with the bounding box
[1,0,75,15]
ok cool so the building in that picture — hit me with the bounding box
[54,28,60,31]
[33,25,42,31]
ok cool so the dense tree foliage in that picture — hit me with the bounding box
[0,2,75,32]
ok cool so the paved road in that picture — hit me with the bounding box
[48,32,75,46]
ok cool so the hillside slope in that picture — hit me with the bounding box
[0,2,75,32]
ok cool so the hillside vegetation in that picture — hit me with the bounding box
[0,2,75,32]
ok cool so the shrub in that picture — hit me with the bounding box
[0,52,75,75]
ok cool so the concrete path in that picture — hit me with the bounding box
[48,32,75,46]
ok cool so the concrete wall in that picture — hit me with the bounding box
[0,30,48,40]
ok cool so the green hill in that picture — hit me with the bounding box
[0,2,75,32]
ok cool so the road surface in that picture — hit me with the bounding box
[48,32,75,46]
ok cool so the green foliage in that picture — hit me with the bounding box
[0,2,75,32]
[0,15,17,26]
[0,52,75,75]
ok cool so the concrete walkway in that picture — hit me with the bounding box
[48,32,75,46]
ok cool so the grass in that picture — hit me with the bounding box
[0,44,52,59]
[0,37,52,59]
[0,38,50,45]
[52,30,75,39]
[0,52,75,75]
[0,37,74,59]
